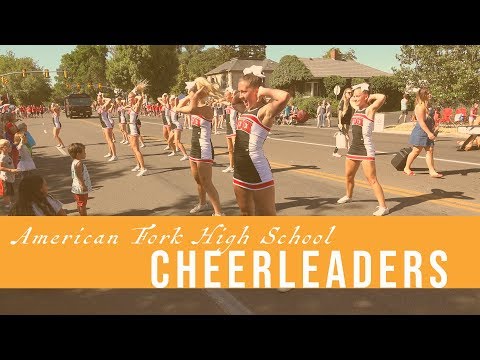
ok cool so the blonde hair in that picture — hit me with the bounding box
[14,131,26,145]
[194,77,222,100]
[0,138,10,148]
[131,79,149,96]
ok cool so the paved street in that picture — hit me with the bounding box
[1,112,480,314]
[4,112,478,217]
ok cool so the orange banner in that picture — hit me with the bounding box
[0,216,475,288]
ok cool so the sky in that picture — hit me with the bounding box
[0,45,401,78]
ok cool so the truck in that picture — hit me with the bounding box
[64,93,93,118]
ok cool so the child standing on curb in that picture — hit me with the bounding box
[14,132,36,180]
[68,143,92,216]
[0,139,19,209]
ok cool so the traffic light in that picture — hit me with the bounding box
[88,83,92,89]
[77,83,81,90]
[98,83,102,89]
[44,69,49,78]
[63,70,68,78]
[22,69,27,78]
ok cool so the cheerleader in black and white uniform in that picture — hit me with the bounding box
[175,77,224,216]
[125,81,148,176]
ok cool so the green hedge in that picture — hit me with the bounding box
[291,96,341,121]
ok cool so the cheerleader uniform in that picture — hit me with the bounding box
[233,106,274,190]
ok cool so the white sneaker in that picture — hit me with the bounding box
[140,143,146,148]
[163,145,171,150]
[332,153,342,158]
[212,213,225,216]
[104,153,112,158]
[337,195,352,204]
[190,203,209,214]
[167,151,176,157]
[136,169,147,177]
[222,166,234,173]
[131,165,140,171]
[108,155,118,161]
[180,155,189,161]
[373,206,389,216]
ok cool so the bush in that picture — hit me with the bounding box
[291,96,341,122]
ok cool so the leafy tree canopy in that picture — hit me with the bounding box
[270,55,313,89]
[0,51,51,105]
[106,45,178,99]
[394,45,480,107]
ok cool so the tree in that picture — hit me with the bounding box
[186,47,225,79]
[369,76,404,111]
[172,46,211,94]
[323,76,347,96]
[394,45,480,107]
[171,54,190,95]
[0,51,51,105]
[53,45,108,100]
[323,48,357,61]
[218,45,238,62]
[270,55,313,93]
[181,45,205,55]
[343,49,357,61]
[237,45,266,59]
[106,45,178,98]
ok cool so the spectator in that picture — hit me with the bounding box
[325,101,331,127]
[398,94,409,123]
[469,102,478,125]
[68,143,93,216]
[9,174,66,216]
[333,87,353,157]
[403,87,443,178]
[0,139,19,209]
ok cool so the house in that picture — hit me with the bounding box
[205,58,277,90]
[297,49,392,97]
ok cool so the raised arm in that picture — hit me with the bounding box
[175,88,204,116]
[175,94,191,110]
[366,93,386,118]
[257,86,291,126]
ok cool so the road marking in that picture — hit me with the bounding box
[268,137,480,167]
[204,289,254,315]
[269,161,480,213]
[55,146,68,156]
[140,121,162,126]
[76,118,479,212]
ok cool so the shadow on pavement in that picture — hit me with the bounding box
[272,164,320,174]
[388,188,474,214]
[276,196,340,213]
